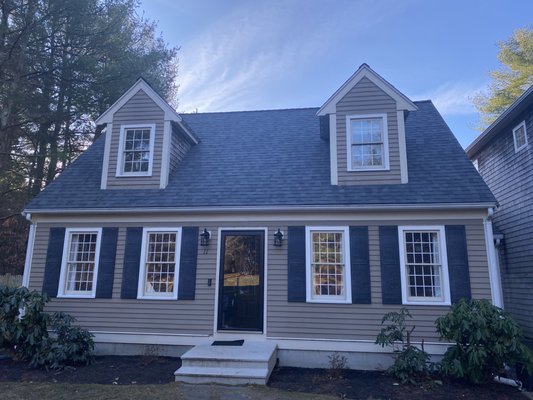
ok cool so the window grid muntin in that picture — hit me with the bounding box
[350,117,384,168]
[311,231,345,298]
[65,232,98,294]
[404,231,443,300]
[123,128,151,173]
[144,232,177,296]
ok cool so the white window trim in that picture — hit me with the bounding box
[305,226,352,304]
[345,113,390,172]
[57,227,102,299]
[137,227,182,300]
[512,120,528,153]
[398,225,451,306]
[115,123,156,177]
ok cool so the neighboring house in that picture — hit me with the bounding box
[466,85,533,342]
[23,64,500,371]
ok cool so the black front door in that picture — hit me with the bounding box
[218,230,264,332]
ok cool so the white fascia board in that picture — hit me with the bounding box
[24,202,496,216]
[95,79,182,125]
[317,65,418,116]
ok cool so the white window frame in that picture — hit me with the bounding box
[137,227,182,300]
[58,228,102,299]
[512,120,528,153]
[116,123,156,177]
[346,113,390,172]
[305,226,352,304]
[398,225,451,306]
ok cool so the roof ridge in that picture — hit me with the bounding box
[180,106,320,115]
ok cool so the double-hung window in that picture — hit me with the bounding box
[306,226,351,303]
[58,228,102,298]
[398,226,450,305]
[513,121,528,153]
[137,228,181,300]
[346,114,389,171]
[116,124,156,176]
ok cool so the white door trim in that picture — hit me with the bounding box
[213,227,268,340]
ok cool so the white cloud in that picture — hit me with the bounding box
[175,0,401,112]
[412,82,487,116]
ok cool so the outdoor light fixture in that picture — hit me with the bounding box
[273,228,284,247]
[200,228,211,247]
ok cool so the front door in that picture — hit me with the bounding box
[218,230,264,332]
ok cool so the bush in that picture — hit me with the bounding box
[436,298,533,384]
[0,285,94,369]
[376,308,433,384]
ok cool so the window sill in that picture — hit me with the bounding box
[306,298,352,304]
[115,172,153,178]
[57,293,96,299]
[137,295,178,300]
[402,300,451,306]
[347,166,390,172]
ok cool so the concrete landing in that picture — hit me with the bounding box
[175,341,278,385]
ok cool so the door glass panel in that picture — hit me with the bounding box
[218,233,263,331]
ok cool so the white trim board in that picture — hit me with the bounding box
[329,113,338,185]
[22,222,36,288]
[213,227,268,338]
[397,110,409,183]
[100,125,112,189]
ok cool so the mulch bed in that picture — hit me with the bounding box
[0,355,528,399]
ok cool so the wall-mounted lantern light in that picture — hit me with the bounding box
[200,228,211,247]
[273,228,284,247]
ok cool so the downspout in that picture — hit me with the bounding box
[21,212,36,288]
[483,208,504,308]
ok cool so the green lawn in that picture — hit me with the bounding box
[0,382,338,400]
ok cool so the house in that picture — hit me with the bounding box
[466,85,533,344]
[22,64,500,382]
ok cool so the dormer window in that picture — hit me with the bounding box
[346,114,389,171]
[116,124,156,176]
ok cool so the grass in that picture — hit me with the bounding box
[0,382,338,400]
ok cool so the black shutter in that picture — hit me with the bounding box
[95,227,119,299]
[42,227,66,297]
[178,227,199,300]
[379,226,402,305]
[121,227,143,299]
[445,225,472,303]
[350,226,371,304]
[287,226,306,302]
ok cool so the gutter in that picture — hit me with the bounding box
[24,202,497,215]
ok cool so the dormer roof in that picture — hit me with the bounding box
[317,64,418,116]
[95,77,198,144]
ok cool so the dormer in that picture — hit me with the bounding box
[317,64,417,185]
[96,78,199,190]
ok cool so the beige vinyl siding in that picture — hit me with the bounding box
[107,89,164,189]
[336,77,401,185]
[28,216,490,341]
[169,128,192,174]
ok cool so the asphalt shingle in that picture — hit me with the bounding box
[25,101,496,211]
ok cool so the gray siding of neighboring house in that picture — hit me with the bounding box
[336,77,402,185]
[28,215,491,342]
[106,89,165,189]
[473,107,533,339]
[169,128,192,174]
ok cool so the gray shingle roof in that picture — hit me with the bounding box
[25,101,495,212]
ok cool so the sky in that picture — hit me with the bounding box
[139,0,532,148]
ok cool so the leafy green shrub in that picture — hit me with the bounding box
[0,285,94,369]
[376,308,433,384]
[436,299,533,384]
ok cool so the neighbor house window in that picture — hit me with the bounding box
[513,121,528,152]
[346,114,389,171]
[306,226,351,303]
[116,124,156,176]
[58,228,102,298]
[137,228,181,299]
[398,226,450,305]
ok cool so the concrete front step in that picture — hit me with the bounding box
[175,341,277,385]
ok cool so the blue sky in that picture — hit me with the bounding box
[139,0,532,148]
